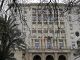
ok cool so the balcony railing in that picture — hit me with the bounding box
[27,47,72,53]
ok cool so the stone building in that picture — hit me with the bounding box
[13,3,80,60]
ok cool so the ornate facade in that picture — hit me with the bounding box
[15,3,80,60]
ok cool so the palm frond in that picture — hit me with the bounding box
[0,14,26,60]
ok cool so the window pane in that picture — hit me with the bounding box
[59,43,64,48]
[59,40,64,49]
[35,39,39,42]
[38,30,42,33]
[43,22,48,24]
[32,30,36,33]
[32,15,36,21]
[47,39,52,49]
[50,30,54,33]
[48,14,53,21]
[42,9,47,14]
[35,39,39,49]
[32,21,36,24]
[47,42,52,49]
[38,21,42,24]
[35,43,39,48]
[43,14,48,21]
[32,8,36,13]
[37,8,41,14]
[38,14,42,21]
[43,30,48,33]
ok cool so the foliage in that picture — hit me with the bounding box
[0,15,26,60]
[0,0,27,60]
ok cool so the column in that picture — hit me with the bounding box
[29,53,33,60]
[25,52,29,60]
[54,53,58,60]
[42,53,45,60]
[54,40,58,49]
[41,36,45,49]
[51,39,53,49]
[67,53,70,60]
[68,52,73,60]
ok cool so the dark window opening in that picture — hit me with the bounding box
[58,55,66,60]
[75,32,79,37]
[33,55,41,60]
[46,55,54,60]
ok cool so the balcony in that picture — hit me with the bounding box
[28,47,72,53]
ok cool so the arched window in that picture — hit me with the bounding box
[58,55,66,60]
[46,55,54,60]
[33,55,41,60]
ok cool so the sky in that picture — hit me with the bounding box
[27,0,64,3]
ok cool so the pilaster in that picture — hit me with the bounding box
[42,53,45,60]
[54,53,58,60]
[29,53,33,60]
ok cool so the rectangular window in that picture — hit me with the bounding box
[38,21,42,24]
[48,14,53,21]
[69,16,71,22]
[55,21,58,25]
[32,29,36,33]
[32,14,36,16]
[24,10,27,14]
[49,22,53,24]
[32,8,36,14]
[50,30,54,33]
[43,14,48,21]
[35,43,39,48]
[59,43,64,48]
[69,24,73,27]
[32,17,36,21]
[38,30,42,33]
[38,14,42,21]
[32,35,36,38]
[48,8,52,14]
[43,22,48,24]
[37,9,42,14]
[32,8,36,22]
[44,30,48,33]
[59,9,64,17]
[59,40,64,49]
[61,30,65,33]
[59,12,64,17]
[70,27,73,30]
[47,40,52,49]
[35,39,40,49]
[42,9,47,14]
[72,42,76,48]
[43,29,48,33]
[32,21,36,24]
[60,22,64,25]
[55,30,60,33]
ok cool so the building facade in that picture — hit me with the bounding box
[14,3,80,60]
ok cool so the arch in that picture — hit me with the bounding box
[46,55,54,60]
[33,55,41,60]
[58,55,66,60]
